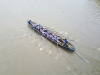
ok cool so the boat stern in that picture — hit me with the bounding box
[68,46,75,52]
[64,43,75,52]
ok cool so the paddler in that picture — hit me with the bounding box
[54,36,60,44]
[64,39,68,44]
[35,25,42,30]
[28,20,32,25]
[40,28,44,34]
[49,34,54,40]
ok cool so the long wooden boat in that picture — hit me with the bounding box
[27,20,75,52]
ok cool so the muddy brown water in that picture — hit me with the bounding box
[0,0,100,75]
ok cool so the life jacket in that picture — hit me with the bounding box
[36,25,40,30]
[33,24,37,28]
[54,37,59,42]
[49,34,53,40]
[40,29,43,32]
[65,39,68,44]
[47,30,51,34]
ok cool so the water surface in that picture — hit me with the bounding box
[0,0,100,75]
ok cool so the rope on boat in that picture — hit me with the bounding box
[75,51,90,63]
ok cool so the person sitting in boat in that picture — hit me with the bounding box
[42,29,49,37]
[40,30,45,35]
[54,36,61,44]
[46,30,51,38]
[28,20,36,25]
[33,24,37,28]
[34,25,38,30]
[47,30,51,35]
[49,34,54,41]
[38,25,43,30]
[40,28,47,35]
[35,25,43,30]
[43,30,51,38]
[28,20,32,25]
[44,31,49,37]
[36,25,39,30]
[43,28,47,32]
[54,36,57,42]
[64,39,68,44]
[51,33,55,37]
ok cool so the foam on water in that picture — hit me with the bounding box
[49,50,51,54]
[39,48,43,51]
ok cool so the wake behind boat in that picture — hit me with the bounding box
[27,20,75,52]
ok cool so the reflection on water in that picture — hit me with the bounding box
[0,0,100,75]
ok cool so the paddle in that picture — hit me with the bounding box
[30,32,37,43]
[39,37,47,51]
[37,36,43,47]
[48,39,53,54]
[23,30,29,37]
[54,44,59,60]
[29,33,32,39]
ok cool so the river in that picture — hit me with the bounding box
[0,0,100,75]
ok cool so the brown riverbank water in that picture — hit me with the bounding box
[0,0,100,75]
